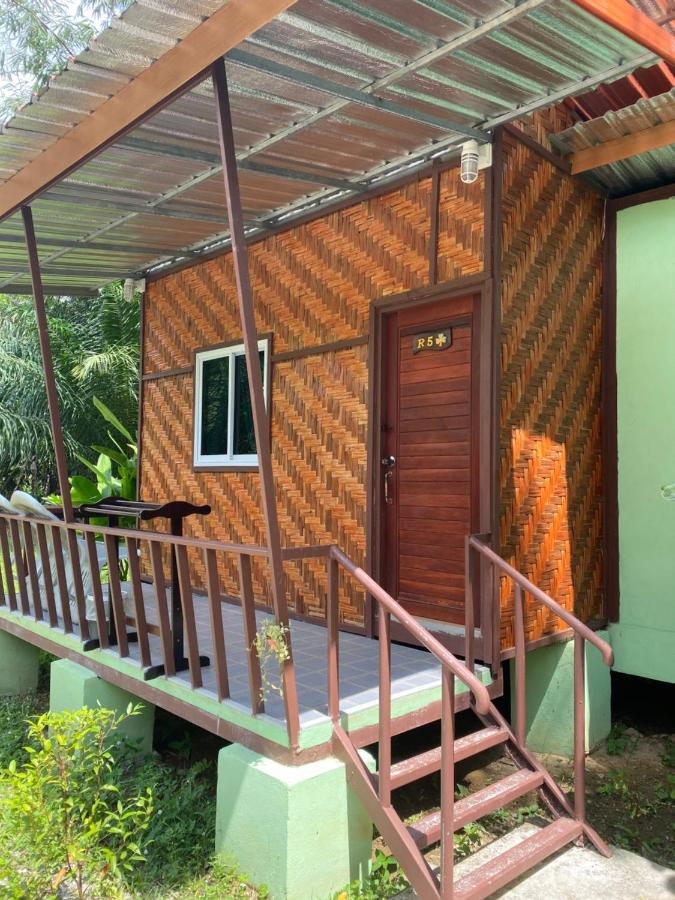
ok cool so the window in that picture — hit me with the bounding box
[194,339,269,468]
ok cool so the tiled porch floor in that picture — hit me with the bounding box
[14,582,490,732]
[122,588,448,727]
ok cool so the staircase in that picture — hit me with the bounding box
[327,537,614,899]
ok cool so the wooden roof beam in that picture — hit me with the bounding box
[569,118,675,173]
[570,0,675,65]
[0,0,296,224]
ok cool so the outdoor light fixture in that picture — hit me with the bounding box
[460,140,480,184]
[123,277,146,300]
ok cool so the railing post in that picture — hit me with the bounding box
[464,535,474,672]
[574,633,586,822]
[21,206,73,522]
[378,604,392,807]
[440,668,455,897]
[327,553,340,722]
[514,583,526,746]
[212,58,299,748]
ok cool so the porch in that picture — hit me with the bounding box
[0,508,497,758]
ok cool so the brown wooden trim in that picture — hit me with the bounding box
[372,272,488,312]
[428,164,441,285]
[22,207,74,522]
[0,0,297,223]
[142,365,193,382]
[570,121,675,175]
[569,0,675,65]
[212,59,300,748]
[603,198,619,622]
[364,302,379,639]
[271,335,369,363]
[136,290,146,500]
[489,127,504,667]
[145,151,467,285]
[611,181,675,210]
[502,123,571,175]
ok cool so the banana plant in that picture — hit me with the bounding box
[46,397,137,509]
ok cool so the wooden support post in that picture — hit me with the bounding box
[211,58,300,749]
[21,206,74,522]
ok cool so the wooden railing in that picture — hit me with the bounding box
[0,510,300,732]
[466,534,614,826]
[326,544,492,898]
[0,506,615,857]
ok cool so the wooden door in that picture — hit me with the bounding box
[380,295,478,625]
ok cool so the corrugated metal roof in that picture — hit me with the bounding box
[0,0,663,294]
[553,88,675,194]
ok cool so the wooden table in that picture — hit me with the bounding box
[76,498,212,679]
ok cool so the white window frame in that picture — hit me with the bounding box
[193,338,269,468]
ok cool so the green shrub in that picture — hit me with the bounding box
[0,693,41,768]
[122,756,218,894]
[0,704,153,899]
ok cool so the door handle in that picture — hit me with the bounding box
[384,470,393,505]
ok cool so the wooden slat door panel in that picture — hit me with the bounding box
[381,295,478,625]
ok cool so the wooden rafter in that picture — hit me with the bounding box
[570,0,675,65]
[0,0,296,224]
[569,119,675,173]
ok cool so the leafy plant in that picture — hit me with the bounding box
[122,757,219,893]
[661,737,675,769]
[454,822,484,859]
[336,849,407,899]
[597,769,630,800]
[0,703,153,898]
[252,619,291,702]
[606,722,638,756]
[46,395,138,512]
[0,285,140,498]
[655,774,675,804]
[0,693,42,769]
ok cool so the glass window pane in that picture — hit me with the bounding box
[200,356,229,456]
[233,350,264,455]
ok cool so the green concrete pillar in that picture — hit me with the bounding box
[49,659,154,754]
[0,630,40,696]
[510,631,611,756]
[216,744,375,899]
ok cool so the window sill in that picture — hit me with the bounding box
[193,464,260,473]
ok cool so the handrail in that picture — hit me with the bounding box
[468,535,614,667]
[330,545,491,715]
[0,510,271,558]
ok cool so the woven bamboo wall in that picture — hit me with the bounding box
[140,166,485,625]
[498,132,604,648]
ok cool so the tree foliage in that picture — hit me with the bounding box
[0,282,140,497]
[0,0,131,120]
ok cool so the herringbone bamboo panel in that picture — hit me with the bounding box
[140,167,485,625]
[436,170,485,283]
[499,133,604,648]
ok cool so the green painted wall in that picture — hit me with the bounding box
[613,195,675,684]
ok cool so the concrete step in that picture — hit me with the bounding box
[452,818,582,900]
[408,769,543,849]
[389,726,509,790]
